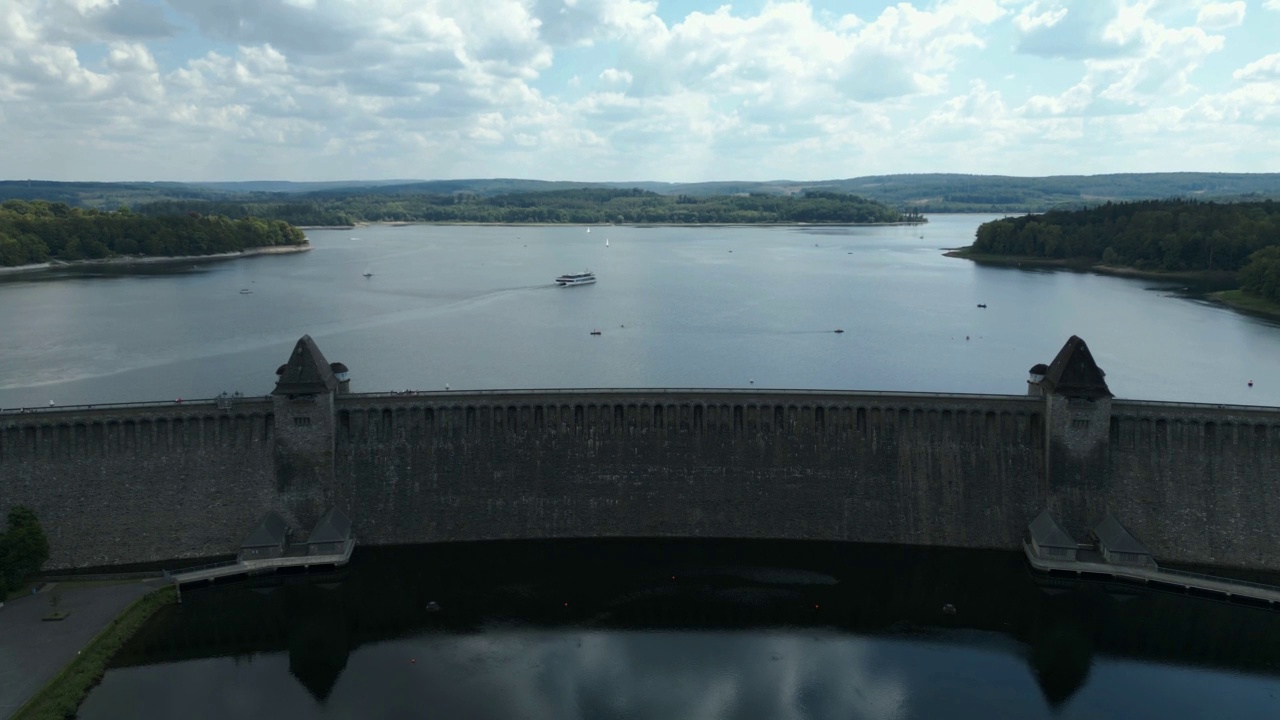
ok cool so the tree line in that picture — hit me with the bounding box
[969,199,1280,303]
[133,188,921,226]
[0,200,307,267]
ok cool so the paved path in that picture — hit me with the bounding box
[172,539,355,587]
[0,580,162,719]
[1023,542,1280,605]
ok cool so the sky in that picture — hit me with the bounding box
[1,0,1279,182]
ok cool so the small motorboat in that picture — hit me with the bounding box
[239,289,253,294]
[977,303,987,308]
[834,329,844,334]
[590,330,602,336]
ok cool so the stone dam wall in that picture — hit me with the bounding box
[332,391,1047,551]
[2,390,1278,571]
[1,399,277,569]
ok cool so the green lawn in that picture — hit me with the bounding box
[12,586,177,720]
[1211,290,1280,319]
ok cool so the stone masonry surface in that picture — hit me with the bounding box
[2,389,1278,572]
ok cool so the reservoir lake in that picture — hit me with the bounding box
[4,215,1280,718]
[0,214,1278,408]
[79,541,1280,720]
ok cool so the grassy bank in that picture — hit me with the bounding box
[12,585,177,720]
[1211,290,1280,319]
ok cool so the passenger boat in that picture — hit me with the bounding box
[556,271,596,286]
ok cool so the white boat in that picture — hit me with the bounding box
[556,271,596,286]
[239,289,253,295]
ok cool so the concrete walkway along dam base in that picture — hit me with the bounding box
[2,335,1278,572]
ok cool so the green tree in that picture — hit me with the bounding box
[1240,246,1280,303]
[0,506,50,594]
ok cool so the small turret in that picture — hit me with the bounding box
[1027,363,1049,396]
[329,363,350,394]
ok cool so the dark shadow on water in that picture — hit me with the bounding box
[107,540,1280,714]
[0,264,213,283]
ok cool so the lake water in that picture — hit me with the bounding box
[1,215,1278,408]
[8,218,1280,717]
[78,541,1280,720]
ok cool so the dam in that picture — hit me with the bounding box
[2,335,1277,572]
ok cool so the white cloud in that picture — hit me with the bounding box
[1011,1,1227,120]
[623,0,1006,103]
[1266,0,1280,10]
[598,67,632,86]
[0,0,1278,180]
[1021,81,1094,117]
[530,0,659,45]
[1188,82,1280,125]
[1233,52,1280,82]
[1195,2,1245,30]
[1013,1,1146,59]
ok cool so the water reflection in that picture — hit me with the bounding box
[81,541,1280,719]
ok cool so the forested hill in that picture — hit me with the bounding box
[133,188,919,226]
[966,199,1280,304]
[8,173,1280,213]
[0,200,307,267]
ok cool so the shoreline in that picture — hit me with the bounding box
[942,249,1238,284]
[945,246,1280,320]
[0,244,310,276]
[1210,290,1280,319]
[299,220,928,230]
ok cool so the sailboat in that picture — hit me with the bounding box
[606,238,610,247]
[586,227,591,233]
[362,266,373,278]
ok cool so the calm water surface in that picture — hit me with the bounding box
[79,541,1280,720]
[1,215,1277,407]
[8,222,1280,716]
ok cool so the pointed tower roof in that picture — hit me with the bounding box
[306,507,352,545]
[241,511,288,549]
[1092,512,1150,556]
[1043,336,1112,399]
[1029,509,1077,550]
[273,336,338,396]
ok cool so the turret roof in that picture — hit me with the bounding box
[1092,512,1150,556]
[1043,336,1112,399]
[273,335,338,396]
[306,507,352,545]
[241,511,288,549]
[1029,509,1077,549]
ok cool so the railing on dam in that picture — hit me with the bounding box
[1112,398,1280,414]
[0,395,272,417]
[4,388,1277,418]
[343,389,1280,415]
[341,388,1045,402]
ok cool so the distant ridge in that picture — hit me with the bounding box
[3,172,1280,213]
